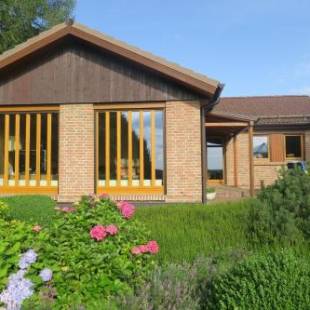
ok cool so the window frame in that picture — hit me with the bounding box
[95,105,165,195]
[284,134,304,160]
[253,134,270,160]
[0,106,59,194]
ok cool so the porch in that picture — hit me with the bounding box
[204,112,255,197]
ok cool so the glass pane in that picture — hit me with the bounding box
[253,136,268,159]
[286,136,302,158]
[98,113,106,185]
[109,112,117,186]
[0,115,4,186]
[51,113,59,184]
[143,111,151,186]
[155,111,164,186]
[207,146,224,180]
[29,114,37,184]
[132,111,140,186]
[121,112,128,185]
[40,114,47,185]
[8,114,15,184]
[19,114,26,185]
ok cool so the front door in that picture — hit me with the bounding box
[207,137,224,185]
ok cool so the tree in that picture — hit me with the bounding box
[0,0,76,54]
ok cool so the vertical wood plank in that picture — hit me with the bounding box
[36,114,41,186]
[233,135,238,187]
[128,111,132,186]
[14,114,20,185]
[105,112,110,187]
[151,111,156,186]
[46,113,52,186]
[248,122,255,196]
[117,111,121,186]
[25,114,30,186]
[139,111,144,186]
[96,112,99,190]
[3,114,9,186]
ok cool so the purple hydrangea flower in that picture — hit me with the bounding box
[39,268,53,282]
[18,249,37,270]
[0,270,34,310]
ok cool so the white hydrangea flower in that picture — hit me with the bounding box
[39,268,53,282]
[18,249,37,270]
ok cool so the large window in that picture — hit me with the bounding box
[97,109,164,193]
[0,111,58,190]
[253,135,269,159]
[285,135,303,159]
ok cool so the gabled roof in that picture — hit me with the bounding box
[213,95,310,118]
[0,22,221,97]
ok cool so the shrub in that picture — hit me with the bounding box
[116,257,218,310]
[247,167,310,244]
[21,196,156,308]
[0,196,157,309]
[0,217,38,292]
[207,249,310,309]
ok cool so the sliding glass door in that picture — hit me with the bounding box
[0,110,58,193]
[96,109,164,194]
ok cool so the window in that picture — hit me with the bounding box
[285,135,303,159]
[97,109,164,193]
[253,136,269,159]
[0,111,58,189]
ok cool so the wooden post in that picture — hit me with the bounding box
[233,135,238,187]
[248,121,255,196]
[201,106,207,203]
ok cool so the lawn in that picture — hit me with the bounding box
[0,195,56,226]
[136,201,251,263]
[0,195,251,263]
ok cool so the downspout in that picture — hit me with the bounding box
[201,83,225,203]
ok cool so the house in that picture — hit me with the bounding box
[206,96,310,195]
[0,22,309,202]
[0,22,222,203]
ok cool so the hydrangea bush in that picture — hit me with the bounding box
[21,195,158,308]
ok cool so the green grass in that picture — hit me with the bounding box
[136,200,251,263]
[0,195,56,226]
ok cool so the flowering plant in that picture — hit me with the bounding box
[23,195,156,308]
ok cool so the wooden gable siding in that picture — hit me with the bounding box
[0,38,199,105]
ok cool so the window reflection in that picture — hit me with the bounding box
[121,112,128,185]
[132,112,140,186]
[144,111,151,186]
[155,111,164,185]
[97,109,164,189]
[0,115,4,186]
[253,136,269,159]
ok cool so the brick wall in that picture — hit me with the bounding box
[165,100,202,202]
[58,104,95,202]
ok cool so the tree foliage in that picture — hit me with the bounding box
[0,0,76,54]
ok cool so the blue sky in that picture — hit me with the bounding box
[75,0,310,97]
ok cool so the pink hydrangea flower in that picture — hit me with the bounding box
[117,201,135,219]
[147,241,159,254]
[131,246,141,255]
[105,224,118,236]
[90,225,107,241]
[138,245,149,253]
[131,241,160,256]
[32,225,42,233]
